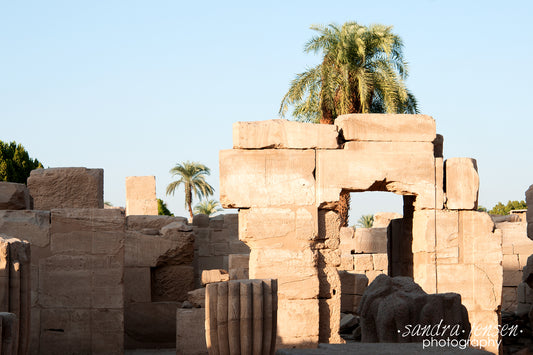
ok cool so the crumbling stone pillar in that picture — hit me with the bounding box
[0,235,30,355]
[205,279,277,355]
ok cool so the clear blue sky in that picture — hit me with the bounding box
[1,1,531,222]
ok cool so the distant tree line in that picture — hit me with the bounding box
[0,140,43,184]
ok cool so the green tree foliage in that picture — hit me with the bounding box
[157,198,174,216]
[477,205,487,212]
[194,199,223,216]
[0,140,43,184]
[488,200,527,215]
[356,214,374,228]
[166,161,214,219]
[280,22,418,124]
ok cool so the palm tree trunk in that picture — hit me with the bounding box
[188,202,194,220]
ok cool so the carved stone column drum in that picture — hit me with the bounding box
[205,279,277,355]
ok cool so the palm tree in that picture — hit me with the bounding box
[279,22,418,124]
[280,22,418,226]
[166,161,214,219]
[194,199,223,216]
[357,214,374,228]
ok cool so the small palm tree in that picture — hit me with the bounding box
[194,199,223,216]
[166,161,214,219]
[356,214,374,228]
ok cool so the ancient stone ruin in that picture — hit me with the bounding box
[219,114,510,354]
[0,114,532,354]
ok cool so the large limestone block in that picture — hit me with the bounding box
[0,210,50,248]
[39,254,123,309]
[527,185,533,239]
[373,212,402,228]
[459,211,501,265]
[125,227,194,267]
[335,114,436,142]
[126,215,188,231]
[354,228,387,253]
[176,308,207,355]
[233,119,339,149]
[220,150,316,208]
[276,299,319,348]
[412,209,458,257]
[437,263,502,312]
[50,208,125,255]
[239,206,317,247]
[445,158,479,210]
[317,142,436,209]
[0,182,31,210]
[27,167,104,209]
[250,248,319,300]
[125,176,158,216]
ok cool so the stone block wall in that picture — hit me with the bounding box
[0,208,125,355]
[123,215,194,349]
[191,213,249,287]
[338,226,388,283]
[220,115,503,353]
[495,218,533,312]
[27,168,104,210]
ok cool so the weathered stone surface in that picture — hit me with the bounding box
[354,228,387,253]
[459,211,501,265]
[233,119,339,149]
[220,149,316,208]
[187,288,206,308]
[239,206,317,246]
[192,213,210,227]
[151,265,194,302]
[317,143,436,209]
[353,254,373,271]
[437,263,502,312]
[201,269,229,285]
[412,209,459,264]
[0,182,31,210]
[335,114,436,142]
[373,212,402,228]
[126,215,188,231]
[445,158,479,210]
[357,274,470,343]
[0,210,50,248]
[228,253,249,280]
[124,267,151,303]
[277,299,319,347]
[125,175,158,216]
[39,254,123,309]
[50,208,125,255]
[124,302,179,348]
[176,308,207,355]
[125,229,193,267]
[27,167,103,209]
[250,248,319,301]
